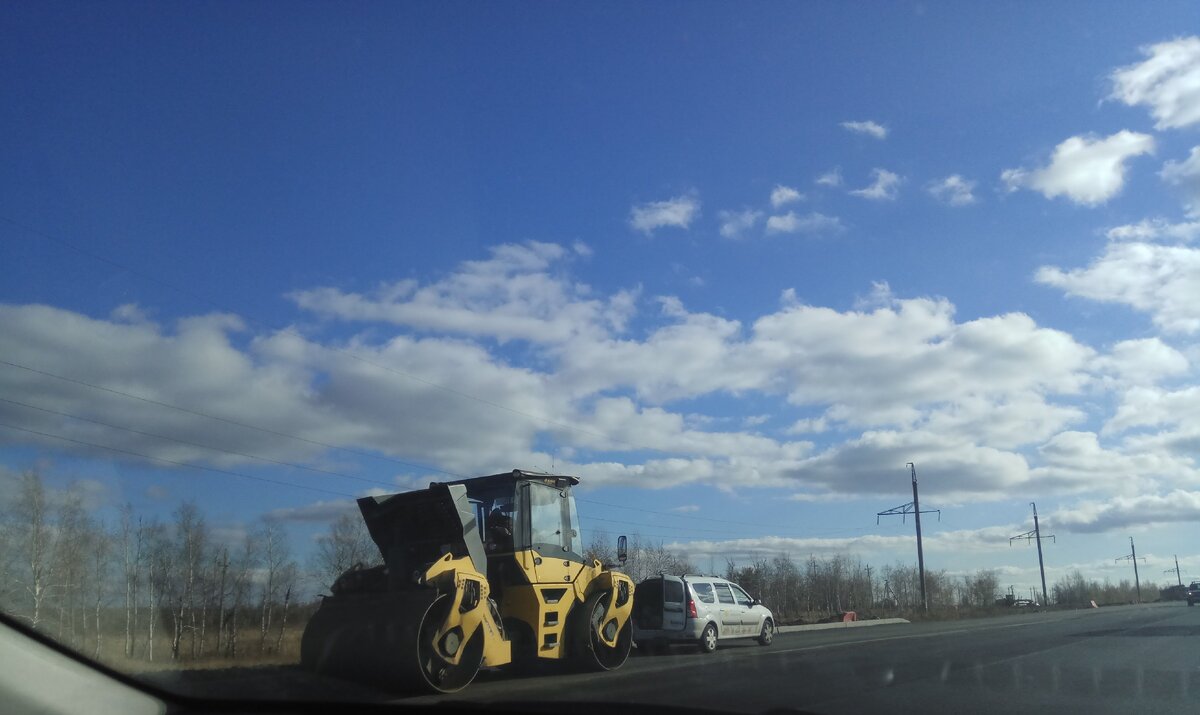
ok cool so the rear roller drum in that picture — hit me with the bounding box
[572,590,632,671]
[414,594,485,693]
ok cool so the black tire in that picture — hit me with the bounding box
[572,590,632,671]
[415,595,484,693]
[757,619,774,646]
[698,623,718,654]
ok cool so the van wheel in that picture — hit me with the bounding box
[698,623,718,654]
[758,619,774,646]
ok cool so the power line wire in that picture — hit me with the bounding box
[0,421,354,498]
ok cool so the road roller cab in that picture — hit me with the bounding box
[300,469,634,694]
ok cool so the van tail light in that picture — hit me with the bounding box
[687,597,698,619]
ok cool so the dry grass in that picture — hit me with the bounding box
[53,625,305,673]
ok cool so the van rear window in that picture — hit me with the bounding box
[692,582,716,603]
[664,579,684,603]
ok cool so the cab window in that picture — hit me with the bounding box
[730,584,754,606]
[715,583,736,604]
[528,483,563,548]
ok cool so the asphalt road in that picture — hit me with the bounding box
[147,601,1200,714]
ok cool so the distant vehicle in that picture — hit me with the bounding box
[631,574,774,654]
[1186,582,1200,607]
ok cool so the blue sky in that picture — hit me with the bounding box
[5,2,1200,594]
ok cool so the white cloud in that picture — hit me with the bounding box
[1001,131,1154,206]
[629,193,700,234]
[850,169,902,201]
[670,504,700,513]
[1028,431,1193,496]
[1109,37,1200,130]
[265,498,360,523]
[786,417,828,435]
[764,211,844,235]
[1104,385,1200,435]
[1050,490,1200,533]
[2,241,1169,502]
[666,525,1019,564]
[770,185,804,208]
[290,241,638,344]
[1036,241,1200,334]
[1160,146,1200,217]
[1106,217,1200,242]
[816,168,843,187]
[718,209,763,239]
[840,120,888,139]
[927,175,977,206]
[1092,338,1189,387]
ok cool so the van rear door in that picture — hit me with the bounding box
[662,575,687,631]
[633,578,664,630]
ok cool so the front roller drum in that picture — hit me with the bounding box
[572,590,632,671]
[301,590,484,694]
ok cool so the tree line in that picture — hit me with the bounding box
[0,471,332,664]
[586,530,1164,622]
[0,470,1168,667]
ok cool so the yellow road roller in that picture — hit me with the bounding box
[300,469,634,693]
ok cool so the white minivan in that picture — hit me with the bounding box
[632,574,775,654]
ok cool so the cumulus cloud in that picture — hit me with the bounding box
[290,241,639,344]
[816,168,843,187]
[850,169,902,200]
[1001,131,1154,206]
[1109,37,1200,130]
[718,209,763,239]
[629,193,700,234]
[840,120,888,139]
[927,175,977,206]
[770,185,804,208]
[1106,218,1200,242]
[1051,490,1200,533]
[1029,431,1193,495]
[1160,146,1200,217]
[764,211,844,235]
[1036,241,1200,333]
[1092,338,1189,387]
[2,240,1167,502]
[265,498,360,523]
[665,525,1018,564]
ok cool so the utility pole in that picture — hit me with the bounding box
[1164,555,1182,587]
[1009,502,1055,605]
[877,463,940,612]
[1116,537,1146,603]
